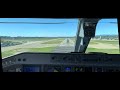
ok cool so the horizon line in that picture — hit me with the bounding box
[0,34,118,37]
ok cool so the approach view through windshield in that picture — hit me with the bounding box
[0,18,119,58]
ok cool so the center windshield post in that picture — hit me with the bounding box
[74,18,100,53]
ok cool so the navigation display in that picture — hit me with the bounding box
[23,66,40,72]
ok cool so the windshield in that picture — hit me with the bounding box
[1,18,78,58]
[86,19,119,54]
[0,18,119,59]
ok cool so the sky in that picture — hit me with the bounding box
[0,18,118,37]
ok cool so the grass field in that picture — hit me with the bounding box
[90,40,119,45]
[2,47,56,58]
[1,38,120,58]
[41,39,63,44]
[86,48,119,54]
[70,38,76,42]
[1,37,62,58]
[1,38,56,43]
[86,40,119,54]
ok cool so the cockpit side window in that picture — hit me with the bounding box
[86,18,119,54]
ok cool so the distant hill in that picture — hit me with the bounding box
[94,35,118,39]
[0,35,118,39]
[0,36,76,39]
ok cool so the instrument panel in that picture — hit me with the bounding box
[2,52,120,72]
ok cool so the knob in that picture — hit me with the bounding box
[63,56,67,60]
[52,56,56,60]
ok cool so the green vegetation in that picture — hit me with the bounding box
[71,38,76,42]
[89,41,99,44]
[94,35,118,40]
[2,50,16,58]
[1,37,57,42]
[86,48,119,54]
[1,37,60,42]
[1,41,23,47]
[90,40,119,45]
[1,37,57,47]
[1,37,63,58]
[42,39,63,44]
[2,47,56,58]
[26,47,55,52]
[1,37,119,58]
[87,40,119,54]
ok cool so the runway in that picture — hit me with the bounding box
[53,38,75,53]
